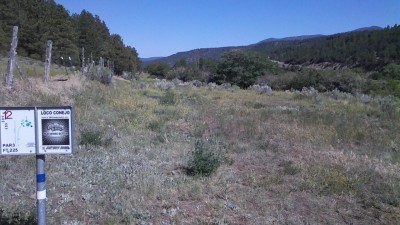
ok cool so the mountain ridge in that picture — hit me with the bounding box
[143,26,384,66]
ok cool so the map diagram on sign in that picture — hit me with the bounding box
[17,117,34,146]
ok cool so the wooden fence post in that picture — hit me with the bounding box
[44,40,52,83]
[99,57,104,67]
[5,26,18,89]
[81,47,85,72]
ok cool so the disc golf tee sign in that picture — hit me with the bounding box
[0,106,73,155]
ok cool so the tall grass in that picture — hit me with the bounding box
[0,70,399,224]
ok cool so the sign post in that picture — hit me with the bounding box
[0,106,73,225]
[36,154,46,225]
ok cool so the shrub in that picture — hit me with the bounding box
[250,84,273,94]
[155,79,175,90]
[187,140,221,177]
[86,65,113,85]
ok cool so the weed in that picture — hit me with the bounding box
[159,91,176,105]
[381,193,400,207]
[257,140,279,152]
[362,174,400,207]
[302,164,364,196]
[0,209,36,225]
[147,119,164,132]
[392,150,400,164]
[259,108,274,120]
[27,92,63,106]
[244,101,266,109]
[280,160,300,175]
[253,174,284,189]
[192,124,206,138]
[80,128,112,147]
[0,161,10,170]
[151,134,167,144]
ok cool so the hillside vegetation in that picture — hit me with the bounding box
[0,57,399,223]
[144,25,400,99]
[148,25,400,71]
[0,0,140,74]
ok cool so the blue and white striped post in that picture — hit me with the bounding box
[35,107,46,225]
[36,155,46,225]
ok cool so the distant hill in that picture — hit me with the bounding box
[351,26,383,32]
[140,57,163,62]
[144,25,400,71]
[143,35,328,66]
[143,46,243,66]
[255,34,325,45]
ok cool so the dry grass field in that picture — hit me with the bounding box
[0,66,399,224]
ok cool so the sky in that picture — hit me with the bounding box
[54,0,399,58]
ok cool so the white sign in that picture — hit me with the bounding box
[0,108,36,155]
[37,107,73,154]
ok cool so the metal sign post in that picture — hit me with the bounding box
[0,106,73,225]
[36,154,46,225]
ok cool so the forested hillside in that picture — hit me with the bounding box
[0,0,140,74]
[251,25,400,70]
[148,25,400,72]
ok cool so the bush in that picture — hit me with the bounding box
[250,84,272,94]
[187,140,221,177]
[155,79,175,90]
[213,51,276,88]
[86,65,113,85]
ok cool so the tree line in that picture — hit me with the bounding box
[146,49,400,97]
[145,51,279,89]
[0,0,140,74]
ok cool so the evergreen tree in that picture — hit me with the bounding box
[0,0,141,73]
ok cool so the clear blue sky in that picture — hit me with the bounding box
[54,0,399,58]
